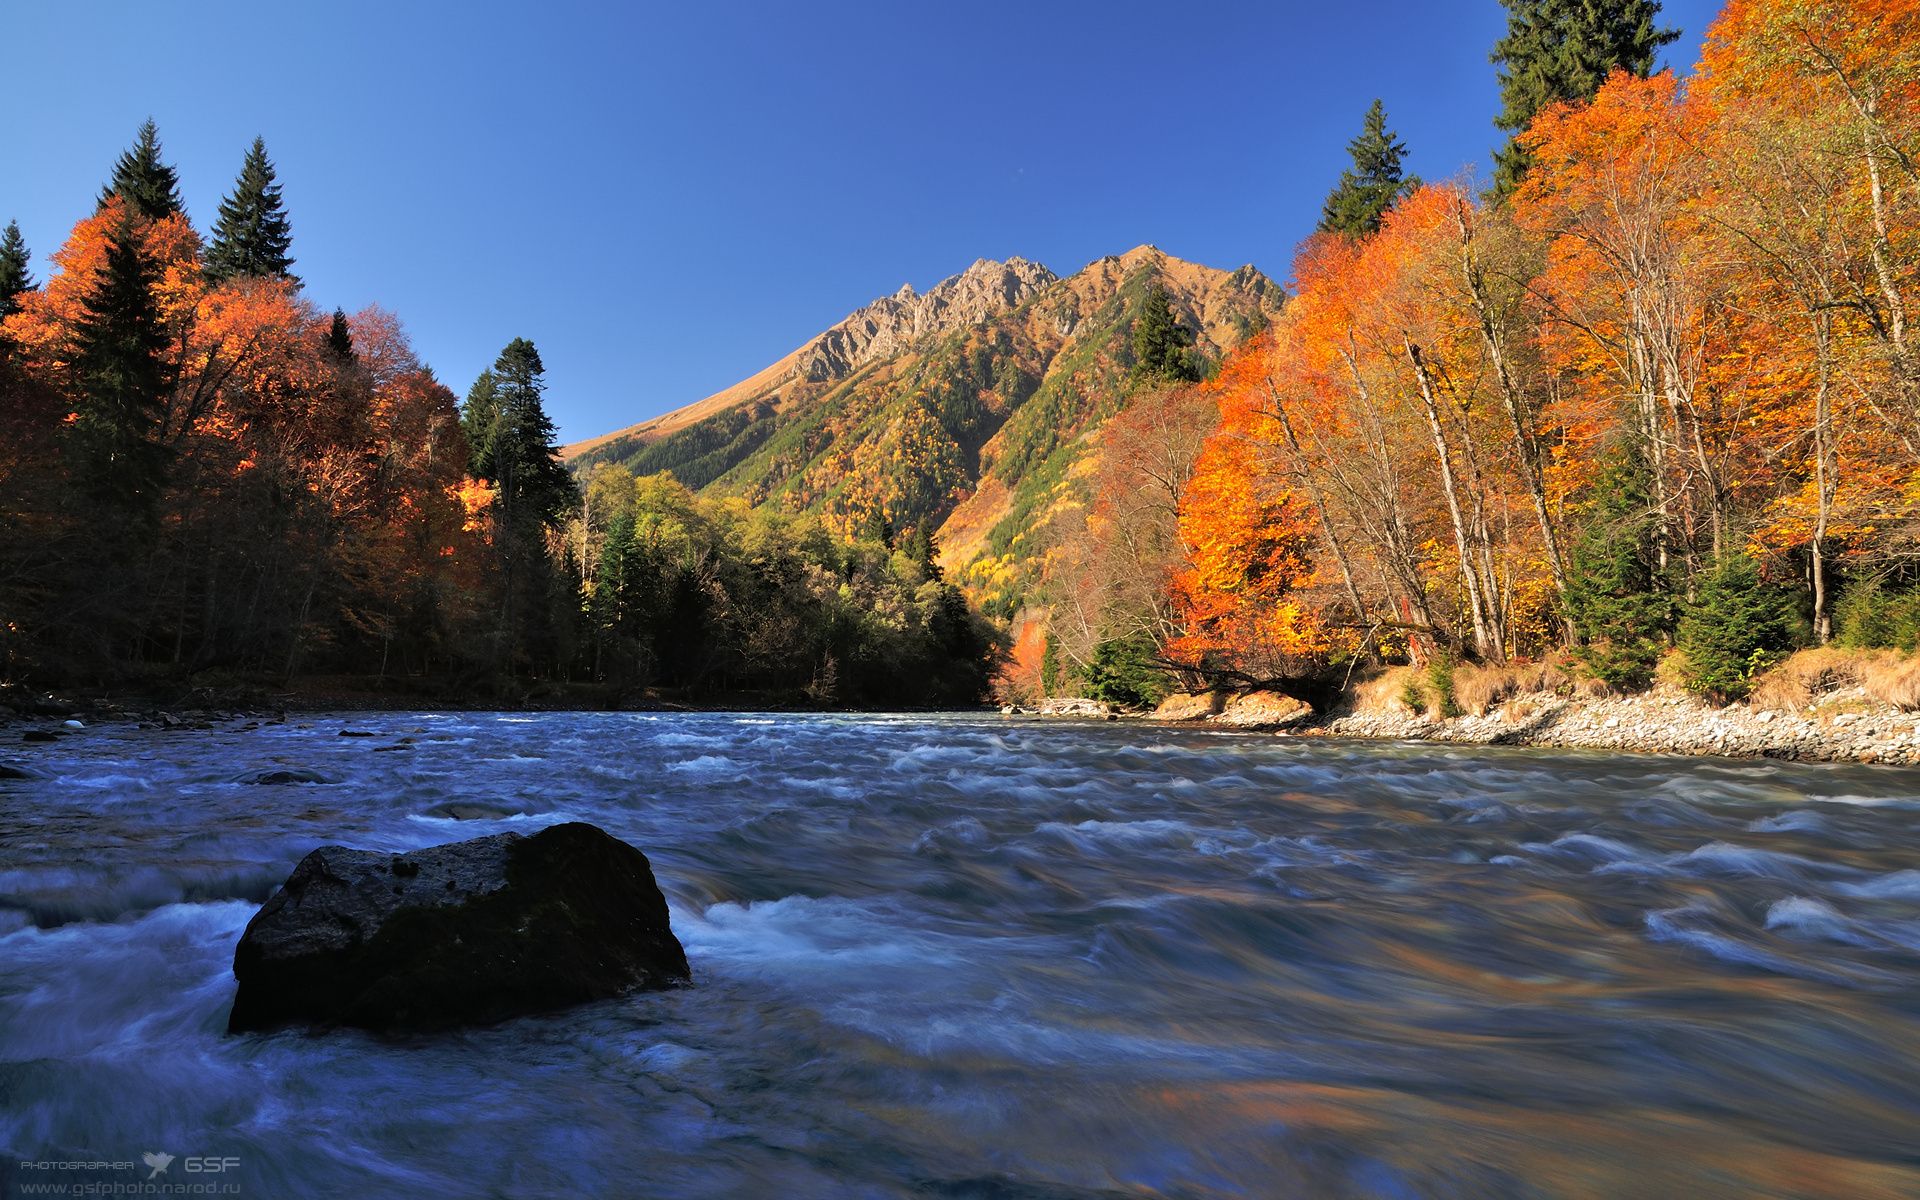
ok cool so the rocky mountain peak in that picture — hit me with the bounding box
[795,256,1060,384]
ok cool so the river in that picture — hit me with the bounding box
[3,713,1919,1198]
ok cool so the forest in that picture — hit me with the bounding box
[0,129,996,707]
[1030,0,1920,710]
[4,0,1910,717]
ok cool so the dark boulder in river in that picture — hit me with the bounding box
[228,822,690,1033]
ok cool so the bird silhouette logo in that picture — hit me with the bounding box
[142,1152,173,1179]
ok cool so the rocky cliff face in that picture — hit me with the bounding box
[797,257,1058,384]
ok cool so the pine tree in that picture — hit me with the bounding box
[98,120,184,221]
[1131,284,1199,383]
[324,309,355,362]
[1563,438,1674,690]
[1490,0,1679,198]
[204,138,296,285]
[71,214,172,516]
[1318,100,1419,238]
[0,221,32,320]
[1677,554,1795,702]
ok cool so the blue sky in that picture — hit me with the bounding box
[5,0,1721,443]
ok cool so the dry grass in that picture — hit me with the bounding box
[1354,666,1423,715]
[1352,661,1569,717]
[1452,662,1571,716]
[1749,646,1920,712]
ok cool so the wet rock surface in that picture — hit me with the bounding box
[228,821,689,1033]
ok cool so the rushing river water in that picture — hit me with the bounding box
[4,713,1920,1199]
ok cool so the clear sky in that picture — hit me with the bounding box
[5,0,1721,444]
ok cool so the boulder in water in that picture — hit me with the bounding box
[228,822,689,1033]
[232,768,334,785]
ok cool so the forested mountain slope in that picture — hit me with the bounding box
[566,245,1283,615]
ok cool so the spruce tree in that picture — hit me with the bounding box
[324,309,355,362]
[460,370,501,476]
[1318,100,1419,238]
[204,138,297,285]
[1563,438,1673,690]
[0,221,32,320]
[1490,0,1678,198]
[71,214,172,517]
[1131,284,1199,383]
[98,120,185,221]
[476,339,576,530]
[1677,554,1794,702]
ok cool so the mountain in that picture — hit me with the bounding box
[565,245,1284,615]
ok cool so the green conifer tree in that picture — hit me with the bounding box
[1490,0,1678,199]
[0,221,33,320]
[461,370,501,476]
[1318,100,1419,238]
[1563,438,1674,690]
[204,138,297,285]
[98,120,185,221]
[1131,284,1199,384]
[71,214,172,516]
[1677,554,1795,702]
[324,309,355,362]
[476,339,576,529]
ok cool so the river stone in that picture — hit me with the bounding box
[228,822,689,1033]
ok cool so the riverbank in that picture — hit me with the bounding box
[1140,651,1920,765]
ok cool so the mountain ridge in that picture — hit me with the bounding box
[568,244,1285,616]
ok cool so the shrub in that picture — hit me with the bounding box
[1426,656,1464,718]
[1676,554,1796,703]
[1399,677,1427,716]
[1834,580,1920,651]
[1088,632,1167,709]
[1563,440,1674,692]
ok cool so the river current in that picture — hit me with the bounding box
[3,713,1919,1199]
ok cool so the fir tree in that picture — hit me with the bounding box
[324,309,355,362]
[1677,554,1795,702]
[1563,438,1674,690]
[71,214,172,517]
[0,220,33,319]
[1088,631,1167,708]
[1490,0,1679,198]
[460,370,501,476]
[204,138,296,285]
[1131,284,1199,383]
[475,338,576,530]
[1318,100,1419,238]
[98,120,184,221]
[903,525,942,580]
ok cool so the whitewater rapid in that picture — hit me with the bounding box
[3,713,1919,1198]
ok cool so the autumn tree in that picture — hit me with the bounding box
[1491,0,1679,197]
[204,137,296,285]
[1318,99,1418,238]
[98,120,184,220]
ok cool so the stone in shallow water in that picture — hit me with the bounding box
[231,768,334,785]
[228,822,690,1033]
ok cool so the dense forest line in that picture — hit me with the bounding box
[0,128,997,706]
[1031,0,1920,710]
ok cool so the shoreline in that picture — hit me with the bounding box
[1134,685,1920,767]
[9,680,1920,768]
